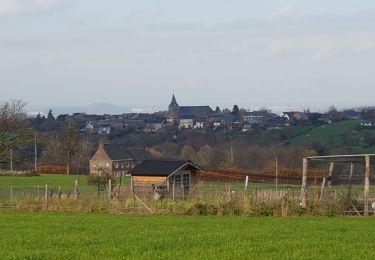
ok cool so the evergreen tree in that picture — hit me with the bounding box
[47,109,55,120]
[231,105,240,116]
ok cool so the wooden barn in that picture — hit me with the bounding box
[129,159,203,199]
[89,144,153,177]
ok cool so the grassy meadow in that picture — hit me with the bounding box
[0,211,374,259]
[0,174,89,188]
[288,120,359,146]
[0,173,293,192]
[288,120,375,153]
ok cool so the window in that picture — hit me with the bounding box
[183,174,190,188]
[175,174,181,187]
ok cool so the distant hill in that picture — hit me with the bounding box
[29,103,163,116]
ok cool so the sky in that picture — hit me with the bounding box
[1,0,375,112]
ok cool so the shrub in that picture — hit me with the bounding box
[37,165,66,174]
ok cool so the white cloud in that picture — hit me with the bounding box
[0,0,66,18]
[272,5,298,18]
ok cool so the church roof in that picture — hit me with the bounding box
[179,106,213,116]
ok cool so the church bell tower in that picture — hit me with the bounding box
[168,94,180,121]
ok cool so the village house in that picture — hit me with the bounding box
[144,122,164,132]
[97,123,111,135]
[194,120,206,129]
[360,121,375,128]
[84,122,96,133]
[179,115,195,129]
[90,144,153,177]
[129,159,203,199]
[283,111,310,124]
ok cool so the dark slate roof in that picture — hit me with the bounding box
[179,106,213,116]
[180,114,195,120]
[103,144,152,161]
[103,144,132,160]
[128,148,154,163]
[129,159,202,176]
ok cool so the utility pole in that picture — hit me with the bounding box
[275,157,279,190]
[34,132,38,173]
[230,144,234,167]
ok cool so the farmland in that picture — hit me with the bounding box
[288,120,375,153]
[288,120,359,146]
[0,211,374,259]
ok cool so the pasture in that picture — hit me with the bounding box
[0,211,374,259]
[0,174,90,188]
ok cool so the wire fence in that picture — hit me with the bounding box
[0,171,374,216]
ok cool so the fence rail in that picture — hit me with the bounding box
[0,177,374,216]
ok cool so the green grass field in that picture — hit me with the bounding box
[0,174,88,187]
[288,120,359,146]
[288,120,375,153]
[0,174,131,199]
[0,174,289,191]
[0,211,374,259]
[0,174,131,188]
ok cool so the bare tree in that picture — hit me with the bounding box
[196,144,213,167]
[0,100,32,162]
[60,120,80,174]
[180,145,197,162]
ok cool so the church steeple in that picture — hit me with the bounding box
[170,94,178,107]
[168,94,180,121]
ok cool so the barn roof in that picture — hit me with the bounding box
[129,159,203,176]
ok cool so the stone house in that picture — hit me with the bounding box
[89,144,153,177]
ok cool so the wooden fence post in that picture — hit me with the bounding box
[58,186,62,200]
[320,178,326,200]
[244,175,249,191]
[74,180,79,199]
[44,184,48,204]
[328,162,334,191]
[108,179,112,200]
[364,155,371,216]
[348,162,354,200]
[301,158,308,208]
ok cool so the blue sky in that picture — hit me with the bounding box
[1,0,375,111]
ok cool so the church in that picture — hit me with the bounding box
[168,95,213,126]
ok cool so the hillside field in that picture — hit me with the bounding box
[0,211,374,259]
[288,120,375,153]
[288,120,358,145]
